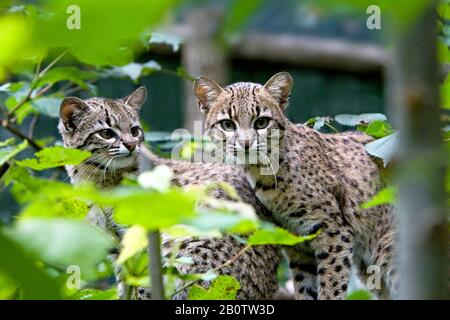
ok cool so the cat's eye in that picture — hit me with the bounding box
[98,129,116,139]
[219,119,236,131]
[130,126,141,137]
[254,117,271,130]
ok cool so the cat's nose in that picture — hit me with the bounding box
[123,141,137,152]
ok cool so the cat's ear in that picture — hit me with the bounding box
[122,86,147,111]
[193,77,224,114]
[60,97,90,131]
[263,72,293,110]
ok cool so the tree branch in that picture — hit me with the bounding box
[0,119,42,151]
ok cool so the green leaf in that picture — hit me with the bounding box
[117,225,148,264]
[220,0,263,39]
[361,186,396,209]
[34,0,178,66]
[19,197,89,220]
[112,188,199,231]
[248,226,318,246]
[149,33,182,52]
[101,60,161,82]
[7,218,113,280]
[35,66,97,90]
[29,96,62,118]
[67,288,118,300]
[364,132,399,167]
[346,289,373,300]
[188,275,240,300]
[441,74,450,110]
[0,230,61,299]
[0,270,18,300]
[335,113,387,126]
[358,120,395,139]
[16,146,91,170]
[137,165,173,192]
[0,139,28,166]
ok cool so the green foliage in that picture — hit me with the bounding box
[0,231,61,299]
[188,275,241,300]
[67,288,118,300]
[357,120,395,139]
[346,289,373,300]
[335,113,387,127]
[361,187,396,209]
[35,67,97,92]
[364,132,399,167]
[0,138,28,166]
[7,218,114,280]
[248,226,318,246]
[16,146,91,170]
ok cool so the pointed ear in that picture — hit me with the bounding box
[263,72,293,110]
[60,97,90,131]
[122,86,147,111]
[193,77,224,113]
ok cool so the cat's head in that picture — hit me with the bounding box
[193,72,293,167]
[58,87,147,170]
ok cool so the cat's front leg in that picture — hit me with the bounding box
[310,225,353,300]
[284,247,318,300]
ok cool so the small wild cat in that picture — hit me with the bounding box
[58,87,282,299]
[194,72,397,299]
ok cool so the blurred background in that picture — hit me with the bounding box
[0,0,389,222]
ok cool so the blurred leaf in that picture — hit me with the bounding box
[71,45,134,67]
[365,132,399,167]
[0,139,28,166]
[335,113,387,126]
[188,275,240,300]
[19,197,89,220]
[0,81,27,94]
[112,188,199,231]
[0,15,32,80]
[0,270,18,299]
[248,226,318,246]
[137,165,173,192]
[8,218,113,280]
[35,66,97,90]
[149,32,182,52]
[16,146,91,170]
[35,0,178,66]
[441,74,450,110]
[101,60,161,82]
[346,289,373,300]
[0,230,61,299]
[67,288,118,300]
[220,0,263,39]
[117,225,148,264]
[361,186,396,209]
[29,96,62,118]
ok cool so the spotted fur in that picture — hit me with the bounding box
[58,87,282,300]
[195,72,398,299]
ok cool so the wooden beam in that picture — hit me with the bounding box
[231,33,388,72]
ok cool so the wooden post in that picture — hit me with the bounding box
[388,2,448,299]
[181,8,228,132]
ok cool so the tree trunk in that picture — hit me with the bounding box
[388,2,448,299]
[181,8,228,132]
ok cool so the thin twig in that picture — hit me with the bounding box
[28,114,39,139]
[170,244,252,298]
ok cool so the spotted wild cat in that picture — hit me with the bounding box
[58,87,282,299]
[194,72,397,300]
